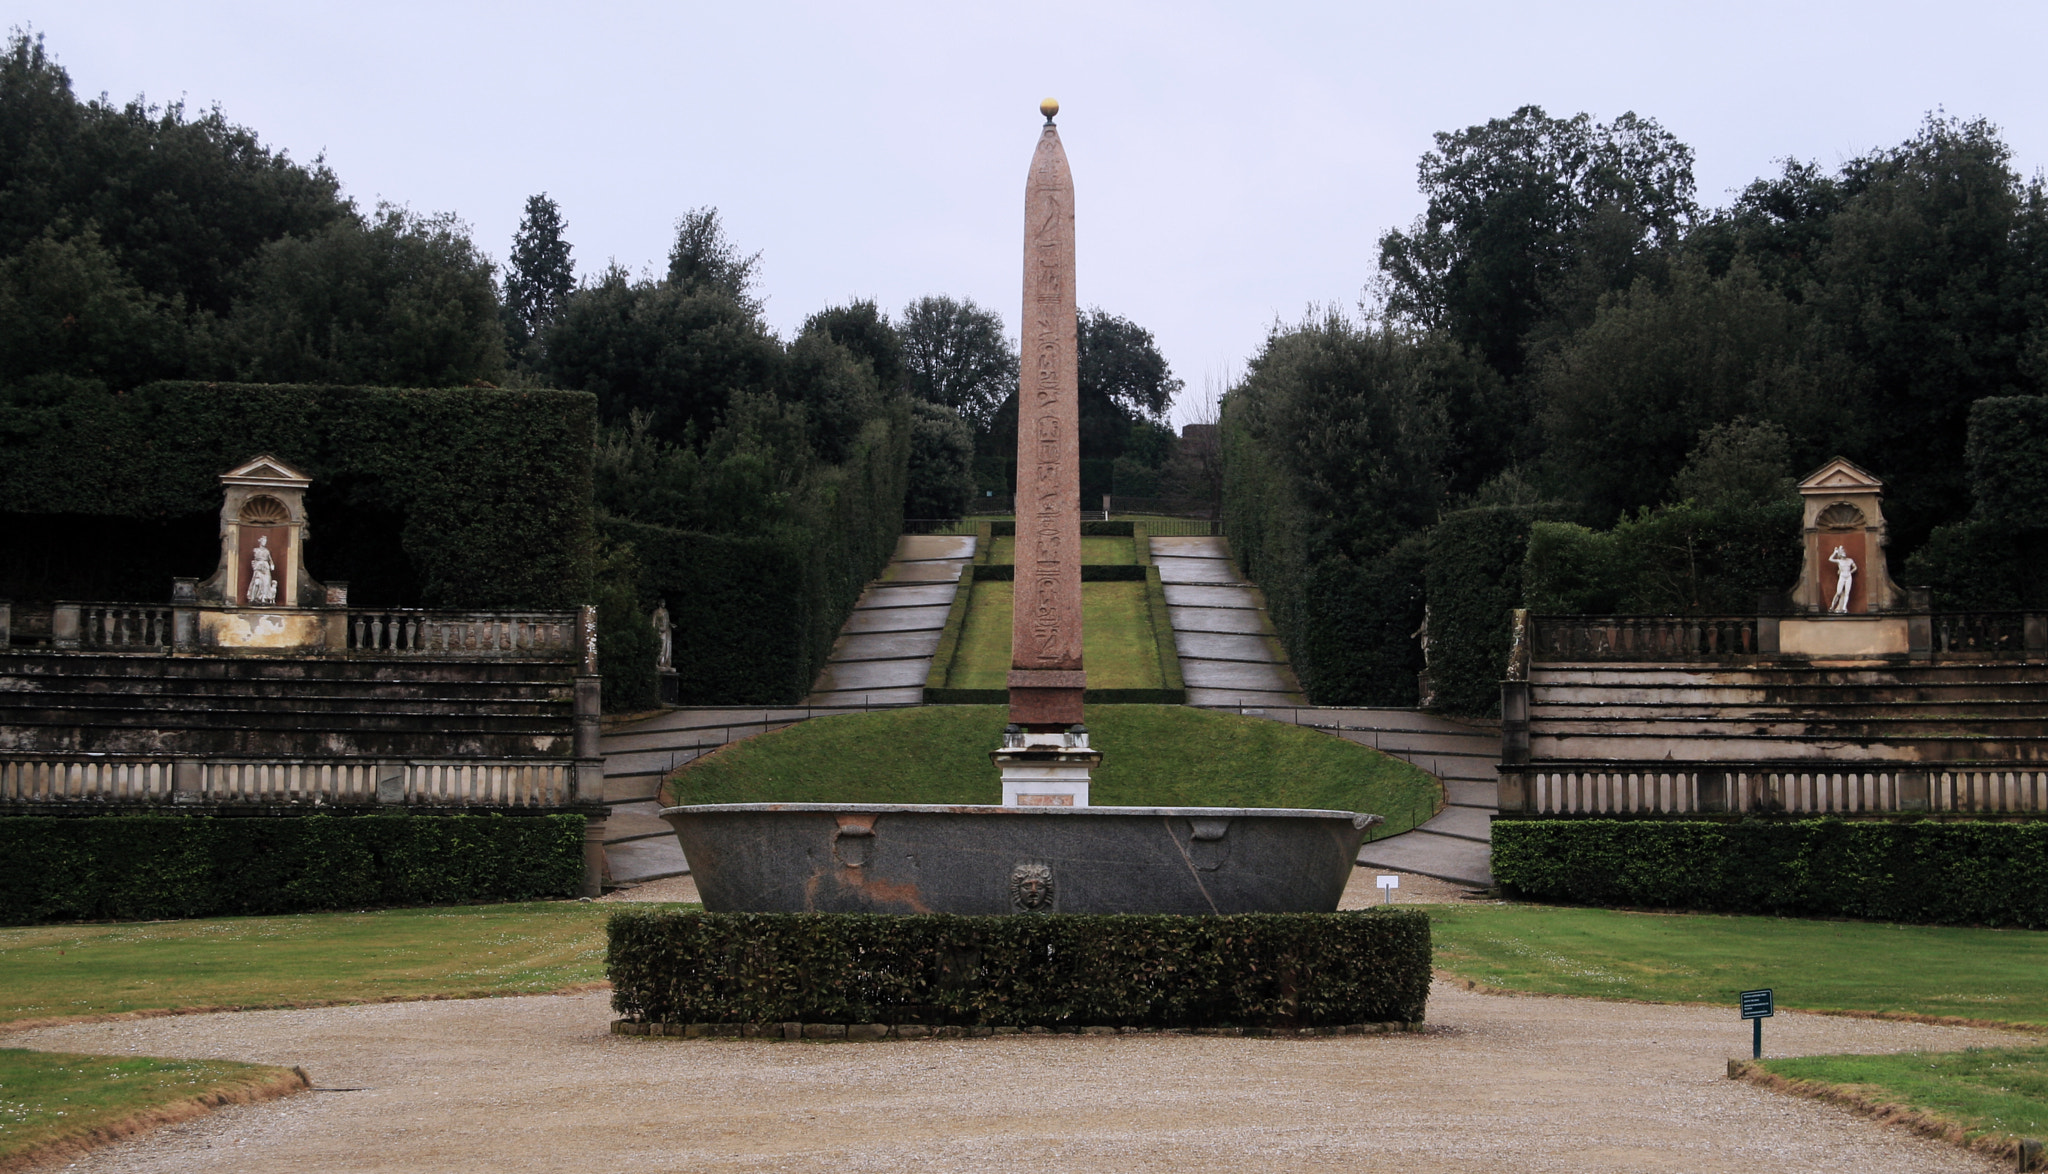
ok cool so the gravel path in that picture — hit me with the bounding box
[15,983,2020,1172]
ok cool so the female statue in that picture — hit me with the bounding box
[248,535,278,605]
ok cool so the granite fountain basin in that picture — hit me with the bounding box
[660,803,1382,915]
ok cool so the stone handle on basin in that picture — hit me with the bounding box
[832,822,875,868]
[1351,813,1384,830]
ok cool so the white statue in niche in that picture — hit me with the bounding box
[247,535,278,605]
[651,599,673,670]
[1827,545,1857,614]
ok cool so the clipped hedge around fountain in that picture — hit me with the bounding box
[1492,818,2048,927]
[607,908,1430,1030]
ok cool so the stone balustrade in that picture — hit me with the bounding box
[1530,611,2048,664]
[345,609,576,656]
[1529,615,1762,662]
[0,753,582,807]
[2,599,580,661]
[1501,762,2048,816]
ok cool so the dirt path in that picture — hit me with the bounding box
[15,983,2020,1172]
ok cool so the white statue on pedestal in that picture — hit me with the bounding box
[247,536,278,605]
[651,600,673,670]
[1827,545,1856,614]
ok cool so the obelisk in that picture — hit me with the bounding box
[994,97,1100,806]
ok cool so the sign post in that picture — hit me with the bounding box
[1376,875,1399,905]
[1739,988,1774,1059]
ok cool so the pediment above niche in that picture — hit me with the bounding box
[1798,456,1882,494]
[220,454,312,489]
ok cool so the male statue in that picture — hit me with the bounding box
[247,536,278,606]
[1827,545,1857,614]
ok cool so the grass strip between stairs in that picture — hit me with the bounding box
[0,1048,308,1172]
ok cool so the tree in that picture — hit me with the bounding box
[544,263,781,443]
[1228,311,1450,559]
[1376,106,1697,380]
[779,328,883,464]
[0,31,348,323]
[1075,306,1181,461]
[667,207,760,310]
[218,204,507,387]
[502,193,574,365]
[1800,115,2042,548]
[802,299,904,390]
[899,294,1015,434]
[905,400,975,518]
[1534,260,1812,525]
[0,223,184,387]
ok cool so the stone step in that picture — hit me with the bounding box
[895,535,976,561]
[1356,831,1492,887]
[825,631,946,663]
[1172,631,1284,663]
[1414,805,1492,842]
[1161,585,1264,609]
[606,836,689,884]
[1169,609,1269,634]
[852,584,958,609]
[1152,559,1244,586]
[1185,687,1310,707]
[841,606,953,634]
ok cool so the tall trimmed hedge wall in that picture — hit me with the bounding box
[0,813,587,924]
[601,411,908,706]
[0,380,597,608]
[608,909,1432,1028]
[1425,506,1549,716]
[1493,818,2048,927]
[1909,396,2048,609]
[1220,408,1425,708]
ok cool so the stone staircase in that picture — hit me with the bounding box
[1200,705,1499,886]
[1527,661,2048,765]
[596,531,1504,890]
[0,651,576,758]
[1150,536,1307,706]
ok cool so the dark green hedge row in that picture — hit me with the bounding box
[1492,818,2048,926]
[0,381,597,609]
[608,909,1430,1027]
[1426,506,1551,716]
[603,409,908,706]
[972,564,1147,581]
[990,520,1136,537]
[1910,397,2048,609]
[0,813,587,924]
[922,687,1187,705]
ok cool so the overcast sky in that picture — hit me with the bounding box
[31,1,2048,423]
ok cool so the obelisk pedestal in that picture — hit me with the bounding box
[994,98,1100,806]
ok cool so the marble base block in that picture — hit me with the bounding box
[992,726,1100,807]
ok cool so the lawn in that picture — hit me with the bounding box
[0,1049,305,1168]
[987,535,1138,564]
[947,580,1162,689]
[0,901,648,1026]
[666,704,1442,829]
[1429,903,2048,1026]
[1755,1047,2048,1157]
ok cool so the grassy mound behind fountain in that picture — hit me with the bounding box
[664,704,1441,836]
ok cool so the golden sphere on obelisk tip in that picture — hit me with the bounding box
[1040,97,1059,123]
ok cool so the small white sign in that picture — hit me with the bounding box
[1376,875,1399,890]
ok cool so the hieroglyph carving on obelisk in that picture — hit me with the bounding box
[1008,99,1085,728]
